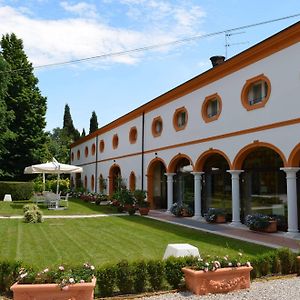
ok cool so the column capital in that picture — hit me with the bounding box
[280,167,300,174]
[164,172,176,177]
[191,172,205,176]
[227,170,244,175]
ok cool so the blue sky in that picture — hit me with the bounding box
[0,1,299,133]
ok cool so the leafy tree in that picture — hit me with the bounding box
[47,127,72,164]
[63,104,80,141]
[89,111,98,134]
[0,33,48,180]
[0,56,14,174]
[81,128,86,137]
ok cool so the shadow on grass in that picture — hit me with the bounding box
[117,215,274,257]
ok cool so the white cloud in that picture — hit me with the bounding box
[0,2,206,68]
[60,1,99,19]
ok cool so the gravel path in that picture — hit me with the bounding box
[137,276,300,300]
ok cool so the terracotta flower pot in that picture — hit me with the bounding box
[139,207,150,215]
[182,266,252,295]
[10,277,96,300]
[251,220,277,233]
[215,215,226,223]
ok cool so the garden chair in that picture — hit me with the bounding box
[60,193,69,209]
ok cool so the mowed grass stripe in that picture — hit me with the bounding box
[0,217,273,269]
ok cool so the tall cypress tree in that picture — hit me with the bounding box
[0,33,48,180]
[63,104,80,141]
[89,111,98,134]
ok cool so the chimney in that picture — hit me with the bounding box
[210,56,225,67]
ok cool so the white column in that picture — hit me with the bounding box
[227,170,244,226]
[165,173,176,213]
[280,167,300,238]
[191,172,204,220]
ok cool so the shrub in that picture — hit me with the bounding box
[132,261,148,293]
[147,260,164,291]
[115,260,134,294]
[204,208,226,223]
[245,214,274,230]
[170,203,193,217]
[95,265,116,297]
[0,260,22,295]
[277,248,296,274]
[0,181,33,200]
[164,256,185,289]
[23,204,43,223]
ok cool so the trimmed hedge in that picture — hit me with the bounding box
[0,248,299,298]
[0,181,34,200]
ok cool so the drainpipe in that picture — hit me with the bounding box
[141,112,145,190]
[95,135,98,193]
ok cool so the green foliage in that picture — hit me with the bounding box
[147,260,164,291]
[63,104,80,141]
[204,208,226,222]
[47,127,73,164]
[132,260,148,293]
[0,181,33,200]
[89,110,98,134]
[164,256,185,289]
[245,214,274,230]
[0,33,48,180]
[277,248,296,274]
[96,265,116,297]
[115,260,134,294]
[0,260,22,295]
[23,204,43,223]
[0,56,14,170]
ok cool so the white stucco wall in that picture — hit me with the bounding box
[71,41,300,192]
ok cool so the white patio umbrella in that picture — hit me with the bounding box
[24,158,83,193]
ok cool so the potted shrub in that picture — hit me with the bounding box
[204,208,226,223]
[133,190,150,215]
[170,203,193,217]
[245,214,277,232]
[115,188,137,215]
[11,263,96,300]
[182,253,252,295]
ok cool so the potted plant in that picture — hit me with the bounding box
[11,263,96,300]
[170,203,193,217]
[133,190,150,215]
[182,253,252,295]
[116,188,137,215]
[204,208,226,223]
[245,214,277,232]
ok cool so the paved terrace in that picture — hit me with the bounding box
[147,210,300,252]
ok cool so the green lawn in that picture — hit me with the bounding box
[0,199,118,216]
[0,215,273,269]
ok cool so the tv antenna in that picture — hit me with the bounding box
[225,31,249,59]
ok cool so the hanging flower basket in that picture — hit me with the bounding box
[182,266,252,295]
[10,277,96,300]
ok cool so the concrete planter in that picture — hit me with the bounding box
[10,277,96,300]
[182,266,252,295]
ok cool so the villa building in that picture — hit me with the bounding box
[70,21,300,237]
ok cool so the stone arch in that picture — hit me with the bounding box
[195,149,232,171]
[147,157,167,209]
[288,143,300,167]
[232,142,287,170]
[108,164,121,196]
[167,153,194,173]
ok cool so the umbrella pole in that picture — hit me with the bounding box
[56,173,60,194]
[43,173,45,192]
